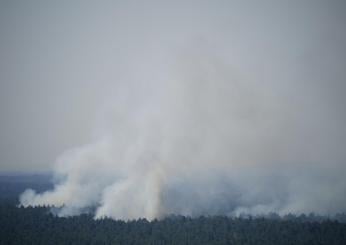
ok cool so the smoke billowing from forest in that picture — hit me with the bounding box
[17,0,346,220]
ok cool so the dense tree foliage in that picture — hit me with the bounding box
[1,204,346,245]
[1,175,345,244]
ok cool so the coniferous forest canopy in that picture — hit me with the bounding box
[1,174,346,245]
[2,204,346,245]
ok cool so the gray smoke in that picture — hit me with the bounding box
[18,0,346,220]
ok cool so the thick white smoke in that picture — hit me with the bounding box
[19,0,346,220]
[20,46,346,219]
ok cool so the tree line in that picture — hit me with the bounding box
[1,204,346,245]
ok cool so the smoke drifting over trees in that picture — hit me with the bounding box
[6,0,345,220]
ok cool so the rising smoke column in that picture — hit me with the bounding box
[19,0,346,220]
[20,48,346,219]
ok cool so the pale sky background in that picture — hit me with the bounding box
[1,0,346,172]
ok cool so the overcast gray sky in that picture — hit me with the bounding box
[1,0,346,173]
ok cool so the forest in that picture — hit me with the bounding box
[1,203,346,245]
[1,174,346,245]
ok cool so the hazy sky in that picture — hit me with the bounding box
[1,0,345,219]
[1,0,346,173]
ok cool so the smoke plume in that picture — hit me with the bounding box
[19,0,346,220]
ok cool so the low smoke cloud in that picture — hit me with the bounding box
[20,48,346,220]
[17,0,346,220]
